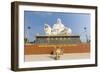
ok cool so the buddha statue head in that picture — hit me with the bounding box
[57,18,62,24]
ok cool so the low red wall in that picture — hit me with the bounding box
[24,43,90,55]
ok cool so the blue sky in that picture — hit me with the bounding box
[24,11,90,42]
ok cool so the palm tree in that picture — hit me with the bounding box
[84,27,88,43]
[24,37,28,44]
[27,25,31,43]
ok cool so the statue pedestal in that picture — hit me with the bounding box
[35,35,81,44]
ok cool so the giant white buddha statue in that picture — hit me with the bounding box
[44,24,52,35]
[44,18,72,35]
[52,18,66,35]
